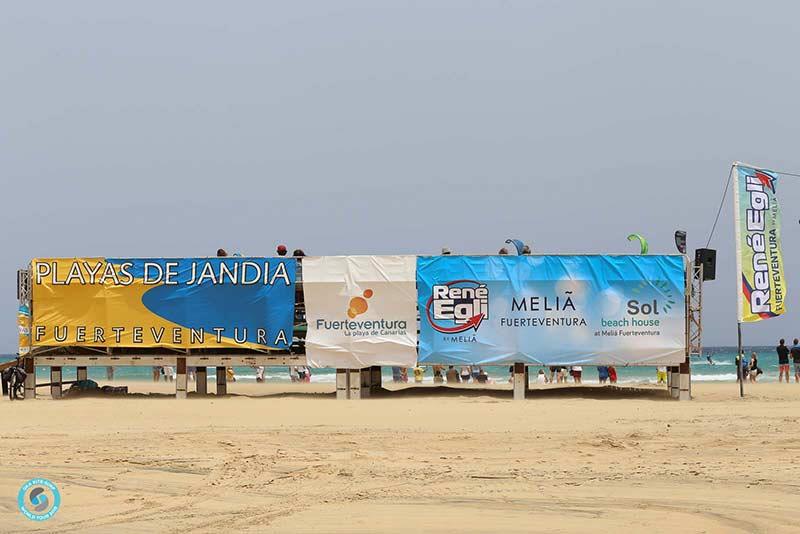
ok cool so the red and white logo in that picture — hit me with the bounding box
[426,280,489,333]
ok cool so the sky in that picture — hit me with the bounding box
[1,1,799,351]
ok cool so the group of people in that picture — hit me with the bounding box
[418,365,491,384]
[399,365,620,385]
[151,366,205,382]
[736,338,800,384]
[217,245,306,258]
[152,365,176,382]
[440,244,531,256]
[774,338,800,383]
[533,366,618,385]
[737,352,764,383]
[290,366,312,382]
[149,365,312,383]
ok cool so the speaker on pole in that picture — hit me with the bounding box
[694,248,716,281]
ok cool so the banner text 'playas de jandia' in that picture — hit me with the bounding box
[31,258,296,350]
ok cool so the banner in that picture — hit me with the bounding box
[303,256,417,368]
[733,163,787,322]
[31,258,296,349]
[18,304,31,356]
[417,255,686,366]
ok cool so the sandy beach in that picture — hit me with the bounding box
[1,381,799,533]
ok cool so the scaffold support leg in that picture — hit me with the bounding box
[370,366,382,394]
[24,358,35,400]
[670,366,680,399]
[196,367,207,395]
[679,359,691,401]
[176,357,187,399]
[513,363,527,401]
[336,368,349,400]
[349,369,363,399]
[216,366,227,396]
[358,368,372,398]
[50,366,62,399]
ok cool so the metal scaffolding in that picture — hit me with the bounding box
[688,262,703,359]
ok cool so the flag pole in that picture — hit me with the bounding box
[737,321,744,398]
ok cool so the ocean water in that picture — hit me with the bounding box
[0,346,788,385]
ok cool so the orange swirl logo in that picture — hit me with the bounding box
[347,289,373,318]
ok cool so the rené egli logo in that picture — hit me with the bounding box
[426,280,488,333]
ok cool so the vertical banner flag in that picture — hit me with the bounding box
[417,255,686,366]
[733,163,787,322]
[32,257,296,349]
[303,256,418,368]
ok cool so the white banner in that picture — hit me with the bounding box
[303,256,418,369]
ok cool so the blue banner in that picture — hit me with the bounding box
[33,257,296,350]
[417,255,686,366]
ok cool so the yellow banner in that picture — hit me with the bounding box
[733,164,787,322]
[31,257,296,349]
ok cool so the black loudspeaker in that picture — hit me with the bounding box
[694,248,716,281]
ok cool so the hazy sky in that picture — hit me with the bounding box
[2,1,799,352]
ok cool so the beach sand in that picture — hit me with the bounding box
[1,380,799,533]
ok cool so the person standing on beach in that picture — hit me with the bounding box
[413,366,425,383]
[476,367,489,383]
[656,366,667,385]
[597,366,609,384]
[571,366,582,384]
[460,366,472,383]
[152,366,161,382]
[737,353,750,382]
[391,367,403,383]
[777,339,791,383]
[608,366,618,384]
[432,365,444,383]
[446,366,460,383]
[749,352,763,382]
[791,339,800,383]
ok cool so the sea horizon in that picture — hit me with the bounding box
[2,345,784,385]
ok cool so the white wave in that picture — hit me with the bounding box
[691,373,739,381]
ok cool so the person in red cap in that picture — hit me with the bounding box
[276,245,288,256]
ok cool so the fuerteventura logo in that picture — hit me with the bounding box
[315,288,408,334]
[426,280,488,333]
[347,289,374,318]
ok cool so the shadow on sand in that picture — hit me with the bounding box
[56,384,670,402]
[371,384,671,401]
